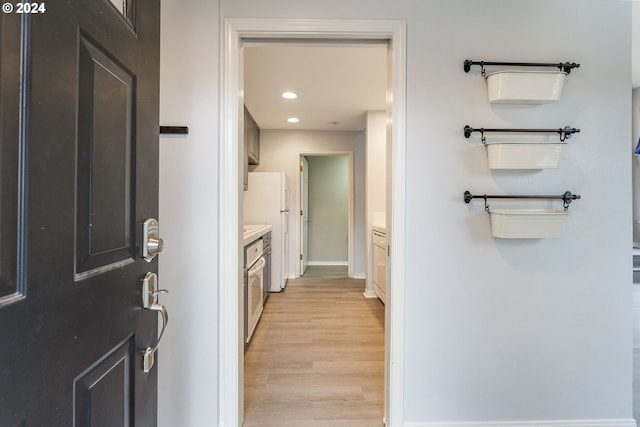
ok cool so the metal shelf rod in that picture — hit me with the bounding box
[464,60,580,74]
[464,191,581,210]
[464,125,580,142]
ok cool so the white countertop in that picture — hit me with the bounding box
[243,224,272,246]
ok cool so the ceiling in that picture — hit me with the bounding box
[244,11,640,132]
[244,43,388,131]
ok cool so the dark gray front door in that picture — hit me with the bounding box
[0,0,160,425]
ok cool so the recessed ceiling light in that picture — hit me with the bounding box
[282,91,298,99]
[287,117,299,123]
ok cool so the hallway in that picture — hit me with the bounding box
[243,269,385,426]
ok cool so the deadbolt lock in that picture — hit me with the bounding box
[142,218,164,262]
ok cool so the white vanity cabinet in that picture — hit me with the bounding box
[372,227,387,304]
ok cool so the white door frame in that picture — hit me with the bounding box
[219,18,406,427]
[300,156,310,276]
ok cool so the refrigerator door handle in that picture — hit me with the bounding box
[284,187,289,211]
[284,211,288,234]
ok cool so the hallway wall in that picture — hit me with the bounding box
[158,0,220,425]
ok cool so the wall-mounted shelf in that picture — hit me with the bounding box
[488,209,570,239]
[464,191,581,239]
[464,60,580,104]
[464,126,580,169]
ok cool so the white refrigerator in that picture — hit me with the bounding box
[244,172,289,292]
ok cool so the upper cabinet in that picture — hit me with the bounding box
[245,106,260,165]
[243,105,261,191]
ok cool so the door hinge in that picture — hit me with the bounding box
[300,254,303,260]
[300,165,303,172]
[300,210,303,216]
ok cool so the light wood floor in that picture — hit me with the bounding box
[243,267,385,427]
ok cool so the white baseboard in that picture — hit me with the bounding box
[363,289,378,298]
[307,261,348,266]
[405,419,637,427]
[353,273,366,279]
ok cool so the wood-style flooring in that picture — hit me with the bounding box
[243,266,385,427]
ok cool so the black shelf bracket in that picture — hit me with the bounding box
[463,60,580,76]
[464,125,580,144]
[464,190,581,211]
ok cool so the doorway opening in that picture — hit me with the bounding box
[300,154,353,278]
[220,19,406,427]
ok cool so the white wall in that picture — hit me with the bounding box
[398,1,631,421]
[366,111,387,222]
[366,111,387,294]
[254,130,366,278]
[634,88,640,244]
[159,0,634,425]
[158,0,219,425]
[634,2,640,89]
[307,155,349,264]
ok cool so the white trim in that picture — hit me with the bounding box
[300,156,308,276]
[307,261,348,266]
[220,18,406,427]
[405,419,637,427]
[387,18,406,427]
[219,18,242,427]
[363,289,378,298]
[353,273,367,280]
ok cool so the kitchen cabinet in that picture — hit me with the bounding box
[245,106,260,165]
[243,106,260,190]
[372,227,387,304]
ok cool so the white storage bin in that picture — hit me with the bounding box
[486,70,567,104]
[489,209,569,238]
[486,141,564,169]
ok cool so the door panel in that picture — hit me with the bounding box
[0,1,160,426]
[75,34,135,279]
[74,337,135,427]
